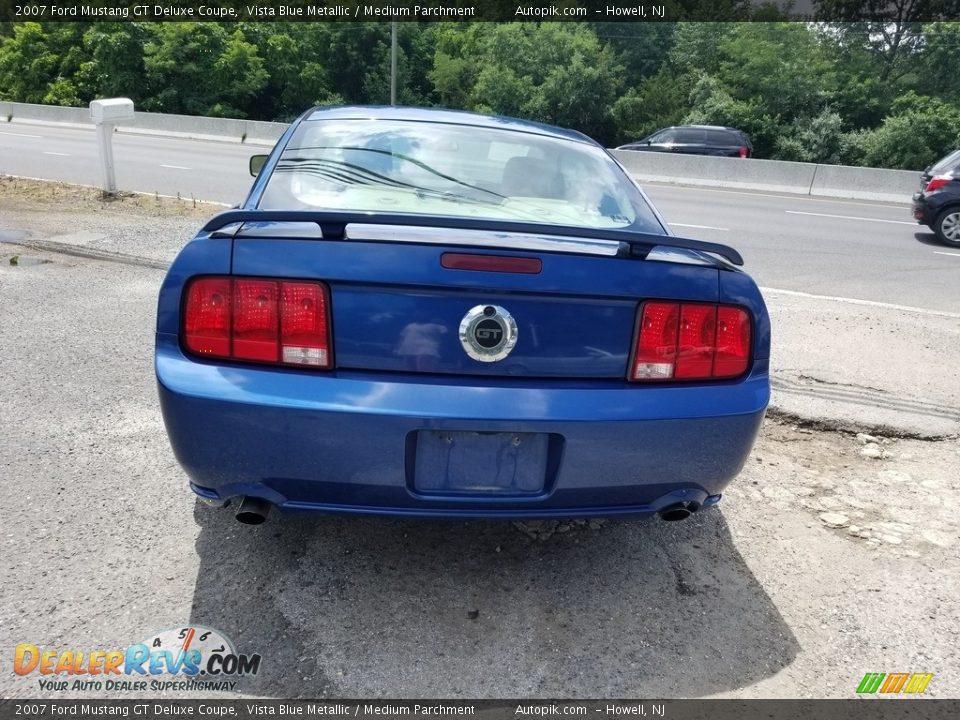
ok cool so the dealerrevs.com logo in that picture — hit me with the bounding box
[856,672,934,695]
[14,625,261,693]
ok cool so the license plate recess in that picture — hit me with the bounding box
[412,430,553,495]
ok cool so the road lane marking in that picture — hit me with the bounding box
[0,131,43,138]
[160,164,192,170]
[934,251,960,257]
[785,210,916,225]
[761,287,960,319]
[43,151,70,156]
[671,223,729,231]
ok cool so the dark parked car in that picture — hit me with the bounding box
[156,106,769,525]
[617,125,753,158]
[913,149,960,246]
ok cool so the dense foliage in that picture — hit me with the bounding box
[1,20,959,169]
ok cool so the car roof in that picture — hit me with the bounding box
[665,125,743,132]
[304,105,598,145]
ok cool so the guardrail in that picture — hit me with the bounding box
[2,101,920,202]
[1,100,287,146]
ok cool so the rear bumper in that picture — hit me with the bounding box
[913,191,956,225]
[156,334,769,518]
[912,193,932,224]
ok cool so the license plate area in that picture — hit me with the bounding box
[411,431,557,496]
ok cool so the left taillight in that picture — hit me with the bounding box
[183,277,332,369]
[629,301,751,382]
[925,175,952,192]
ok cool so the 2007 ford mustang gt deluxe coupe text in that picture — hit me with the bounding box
[156,106,770,525]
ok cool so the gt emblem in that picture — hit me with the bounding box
[459,305,518,362]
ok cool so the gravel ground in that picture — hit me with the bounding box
[1,181,958,700]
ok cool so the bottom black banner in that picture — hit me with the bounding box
[0,700,957,720]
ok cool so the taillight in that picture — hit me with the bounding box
[183,277,332,369]
[675,304,716,379]
[738,146,748,158]
[233,279,280,362]
[630,301,751,382]
[925,175,952,192]
[184,278,231,357]
[280,282,331,367]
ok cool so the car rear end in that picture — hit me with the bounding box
[728,128,753,158]
[705,128,752,158]
[155,109,770,523]
[913,150,960,242]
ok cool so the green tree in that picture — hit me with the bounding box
[715,23,835,123]
[430,50,473,108]
[610,71,693,144]
[667,22,734,74]
[591,22,676,81]
[916,21,960,103]
[82,23,149,100]
[813,0,935,83]
[140,24,268,118]
[209,29,270,117]
[361,24,436,107]
[774,109,861,165]
[432,23,623,143]
[0,23,85,104]
[856,92,960,169]
[142,23,231,115]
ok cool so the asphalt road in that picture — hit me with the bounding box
[2,147,959,701]
[1,232,957,700]
[2,122,957,312]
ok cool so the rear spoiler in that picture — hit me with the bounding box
[201,209,744,266]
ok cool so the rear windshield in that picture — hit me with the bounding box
[930,149,960,175]
[259,118,664,233]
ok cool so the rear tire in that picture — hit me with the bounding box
[934,206,960,246]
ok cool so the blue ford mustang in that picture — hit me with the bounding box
[156,106,770,525]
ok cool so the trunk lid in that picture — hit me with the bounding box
[229,223,722,379]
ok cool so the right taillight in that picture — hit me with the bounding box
[630,301,751,382]
[925,175,952,192]
[738,146,748,158]
[183,276,332,369]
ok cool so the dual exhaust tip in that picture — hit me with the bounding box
[233,496,696,525]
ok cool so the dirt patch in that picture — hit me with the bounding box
[0,174,224,220]
[739,417,958,553]
[0,176,222,264]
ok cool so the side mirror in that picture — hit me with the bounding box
[249,154,268,177]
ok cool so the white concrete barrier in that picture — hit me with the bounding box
[1,101,287,146]
[1,101,923,202]
[1,101,90,126]
[124,111,286,145]
[613,148,919,204]
[809,164,920,203]
[613,150,819,195]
